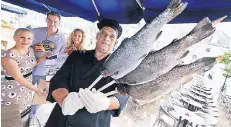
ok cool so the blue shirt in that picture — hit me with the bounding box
[32,27,65,76]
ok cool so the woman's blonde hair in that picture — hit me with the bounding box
[14,28,33,36]
[66,28,85,50]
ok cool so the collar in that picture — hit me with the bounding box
[45,28,60,38]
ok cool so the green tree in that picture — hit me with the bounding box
[218,51,231,92]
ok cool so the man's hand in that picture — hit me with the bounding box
[33,43,43,52]
[79,88,111,114]
[44,52,52,57]
[61,92,84,116]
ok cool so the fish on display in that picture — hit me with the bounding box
[117,57,216,104]
[117,17,216,85]
[100,0,188,79]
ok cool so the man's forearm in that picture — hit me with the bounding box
[52,88,69,107]
[108,97,120,110]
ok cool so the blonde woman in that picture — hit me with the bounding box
[1,28,50,113]
[65,28,85,55]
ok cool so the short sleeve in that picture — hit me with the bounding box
[1,51,17,61]
[110,93,129,117]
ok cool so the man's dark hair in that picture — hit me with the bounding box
[46,11,61,20]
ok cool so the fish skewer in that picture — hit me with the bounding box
[117,16,224,85]
[88,5,226,96]
[212,15,227,26]
[88,15,225,95]
[100,0,188,80]
[87,0,187,90]
[97,80,116,92]
[88,75,103,89]
[105,90,118,97]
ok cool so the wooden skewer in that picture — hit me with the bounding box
[105,90,118,97]
[212,15,227,26]
[88,75,103,89]
[216,55,224,62]
[97,80,116,92]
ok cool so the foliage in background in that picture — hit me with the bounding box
[218,51,231,92]
[218,51,231,77]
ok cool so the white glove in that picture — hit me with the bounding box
[79,88,111,114]
[61,92,84,116]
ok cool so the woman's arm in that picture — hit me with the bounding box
[1,57,46,96]
[64,47,73,55]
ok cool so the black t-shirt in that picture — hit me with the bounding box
[46,50,128,127]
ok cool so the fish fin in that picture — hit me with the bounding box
[180,50,189,59]
[161,38,178,48]
[178,60,185,65]
[155,31,163,41]
[171,38,179,44]
[139,54,148,61]
[112,71,119,77]
[208,74,213,80]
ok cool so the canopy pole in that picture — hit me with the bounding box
[41,3,51,11]
[92,0,101,17]
[135,0,145,10]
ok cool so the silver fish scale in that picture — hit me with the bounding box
[118,17,215,85]
[124,57,216,100]
[101,0,188,80]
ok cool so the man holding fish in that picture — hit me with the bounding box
[45,0,224,126]
[45,18,129,127]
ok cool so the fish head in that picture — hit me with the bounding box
[116,83,129,96]
[100,65,119,77]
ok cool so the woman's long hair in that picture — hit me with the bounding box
[66,28,85,50]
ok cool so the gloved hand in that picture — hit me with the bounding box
[61,92,84,116]
[79,88,111,114]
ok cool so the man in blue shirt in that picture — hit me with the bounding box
[29,11,65,126]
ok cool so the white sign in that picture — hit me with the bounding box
[46,53,69,81]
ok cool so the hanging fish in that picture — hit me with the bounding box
[117,17,216,85]
[100,0,188,79]
[117,57,216,102]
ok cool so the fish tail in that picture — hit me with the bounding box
[189,17,211,34]
[167,0,188,19]
[182,18,216,47]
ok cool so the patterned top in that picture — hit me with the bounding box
[1,47,36,76]
[1,47,37,113]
